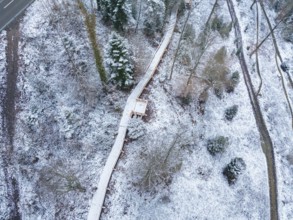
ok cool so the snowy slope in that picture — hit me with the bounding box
[0,30,7,219]
[233,0,293,219]
[0,0,292,219]
[102,0,270,219]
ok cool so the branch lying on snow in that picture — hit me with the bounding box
[275,53,293,129]
[252,1,262,96]
[250,1,293,88]
[249,18,284,58]
[169,8,192,80]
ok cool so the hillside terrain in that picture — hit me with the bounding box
[0,0,292,219]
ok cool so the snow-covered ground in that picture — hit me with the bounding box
[102,1,270,219]
[2,1,128,219]
[233,0,293,219]
[0,30,6,104]
[0,30,7,218]
[0,30,6,122]
[0,0,292,219]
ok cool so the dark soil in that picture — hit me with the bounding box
[1,21,21,220]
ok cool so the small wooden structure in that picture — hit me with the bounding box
[133,99,148,117]
[185,0,191,9]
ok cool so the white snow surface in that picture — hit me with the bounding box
[7,0,126,219]
[0,0,292,219]
[233,0,293,219]
[0,30,7,218]
[102,0,270,219]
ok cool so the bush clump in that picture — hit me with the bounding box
[207,136,229,155]
[178,93,192,105]
[225,105,238,121]
[211,16,232,38]
[231,71,240,84]
[127,118,146,140]
[225,71,240,93]
[203,47,230,99]
[214,85,224,99]
[139,144,182,193]
[223,157,246,184]
[143,0,165,38]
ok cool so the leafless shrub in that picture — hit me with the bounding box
[197,87,209,115]
[197,166,212,181]
[38,162,85,196]
[286,151,293,165]
[135,134,184,193]
[127,118,146,140]
[202,46,231,98]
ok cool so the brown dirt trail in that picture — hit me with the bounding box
[1,22,21,220]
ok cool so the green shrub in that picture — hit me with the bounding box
[143,0,165,37]
[131,0,138,19]
[219,22,232,38]
[225,71,240,93]
[207,136,229,156]
[223,157,246,184]
[286,151,293,165]
[177,0,186,17]
[231,71,240,85]
[225,105,238,121]
[178,93,192,105]
[98,0,128,31]
[281,25,293,43]
[211,16,232,38]
[214,84,224,99]
[211,16,224,32]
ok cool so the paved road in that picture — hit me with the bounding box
[87,4,179,220]
[0,0,33,31]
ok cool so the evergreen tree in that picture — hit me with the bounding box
[207,136,229,155]
[96,0,101,11]
[111,0,128,31]
[143,0,165,37]
[100,0,111,22]
[107,33,134,88]
[224,105,238,121]
[99,0,128,31]
[223,157,246,184]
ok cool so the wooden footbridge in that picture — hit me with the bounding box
[87,4,179,220]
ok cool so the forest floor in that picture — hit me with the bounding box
[0,0,292,220]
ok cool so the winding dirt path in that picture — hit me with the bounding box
[258,1,293,128]
[1,22,21,220]
[226,1,279,220]
[87,5,179,220]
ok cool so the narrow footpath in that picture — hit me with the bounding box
[87,5,179,220]
[1,22,21,220]
[226,0,279,220]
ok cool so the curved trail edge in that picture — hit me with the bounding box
[87,5,179,220]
